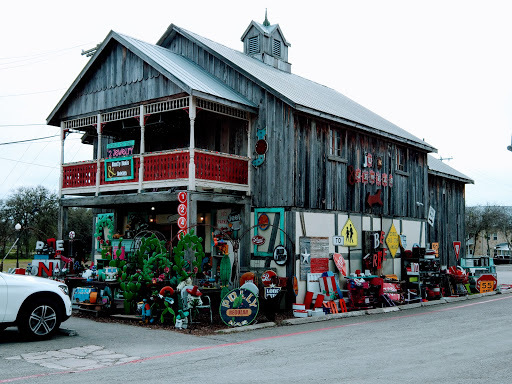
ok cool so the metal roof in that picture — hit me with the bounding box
[427,155,474,184]
[171,26,436,152]
[116,33,256,109]
[47,31,256,125]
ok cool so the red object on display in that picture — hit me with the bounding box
[261,270,277,287]
[304,291,314,309]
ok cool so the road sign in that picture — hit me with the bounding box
[341,218,357,247]
[386,224,400,258]
[476,274,497,293]
[453,241,462,260]
[332,236,344,246]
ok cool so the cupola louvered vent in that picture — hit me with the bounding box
[248,36,259,54]
[272,39,281,57]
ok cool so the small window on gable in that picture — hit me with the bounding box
[493,233,498,241]
[248,36,259,54]
[273,39,281,57]
[329,127,344,158]
[396,146,407,172]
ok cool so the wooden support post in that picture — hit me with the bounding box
[246,117,252,196]
[138,105,145,193]
[59,122,65,198]
[188,96,196,191]
[95,113,102,196]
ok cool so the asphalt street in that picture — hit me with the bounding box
[1,267,512,383]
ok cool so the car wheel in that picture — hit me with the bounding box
[18,298,61,340]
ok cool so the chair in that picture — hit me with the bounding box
[181,285,213,324]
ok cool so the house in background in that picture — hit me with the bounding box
[47,14,472,304]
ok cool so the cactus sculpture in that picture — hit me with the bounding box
[220,254,231,300]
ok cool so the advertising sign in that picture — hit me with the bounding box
[105,157,134,181]
[219,288,259,327]
[106,140,135,158]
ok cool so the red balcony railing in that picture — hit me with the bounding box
[144,151,189,181]
[61,150,248,193]
[195,151,248,184]
[62,162,96,188]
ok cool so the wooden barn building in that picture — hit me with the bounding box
[47,15,473,303]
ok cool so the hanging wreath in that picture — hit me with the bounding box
[94,215,114,247]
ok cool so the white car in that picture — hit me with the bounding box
[0,272,72,340]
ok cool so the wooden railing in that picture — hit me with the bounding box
[195,150,248,184]
[61,150,249,193]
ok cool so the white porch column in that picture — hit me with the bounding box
[188,96,196,191]
[59,122,65,198]
[246,117,252,196]
[95,113,102,196]
[138,105,145,193]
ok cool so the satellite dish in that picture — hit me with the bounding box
[508,145,512,152]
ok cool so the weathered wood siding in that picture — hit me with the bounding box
[427,175,467,266]
[294,115,428,218]
[167,34,295,207]
[55,41,185,120]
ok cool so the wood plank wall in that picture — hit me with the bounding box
[58,41,184,119]
[427,175,467,266]
[167,34,433,219]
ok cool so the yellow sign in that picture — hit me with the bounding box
[479,281,495,293]
[341,218,358,247]
[432,242,439,257]
[386,223,400,258]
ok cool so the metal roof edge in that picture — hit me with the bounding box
[173,26,298,109]
[428,169,474,184]
[192,90,258,114]
[47,30,119,125]
[295,105,437,153]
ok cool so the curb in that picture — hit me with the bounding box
[214,289,505,332]
[215,321,276,334]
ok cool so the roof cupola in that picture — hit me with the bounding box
[241,10,291,73]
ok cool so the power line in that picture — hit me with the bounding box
[0,135,60,146]
[0,123,49,127]
[0,155,58,169]
[0,42,95,63]
[0,88,66,97]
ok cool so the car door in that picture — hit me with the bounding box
[0,273,7,322]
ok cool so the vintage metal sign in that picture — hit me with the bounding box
[476,274,497,293]
[428,206,436,227]
[341,219,358,247]
[220,288,259,327]
[264,286,281,299]
[105,157,134,181]
[273,245,287,265]
[386,224,400,258]
[453,241,462,260]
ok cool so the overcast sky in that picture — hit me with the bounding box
[1,0,511,206]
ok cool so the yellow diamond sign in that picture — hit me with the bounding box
[341,218,358,247]
[386,223,400,258]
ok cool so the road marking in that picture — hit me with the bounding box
[2,295,511,383]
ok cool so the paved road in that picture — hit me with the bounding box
[2,289,512,384]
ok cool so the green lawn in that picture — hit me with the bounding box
[1,259,32,272]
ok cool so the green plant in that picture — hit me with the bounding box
[170,229,205,285]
